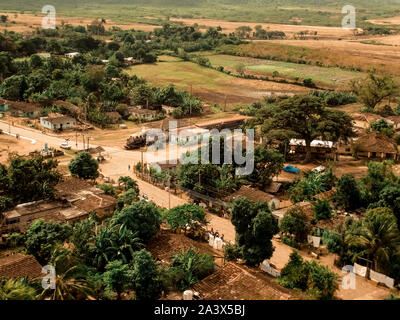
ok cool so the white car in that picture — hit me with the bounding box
[60,142,71,150]
[312,165,326,173]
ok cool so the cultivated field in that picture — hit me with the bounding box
[170,17,355,39]
[204,53,363,87]
[0,11,157,34]
[127,58,309,105]
[218,39,400,76]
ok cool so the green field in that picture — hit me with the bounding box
[204,54,364,86]
[126,58,308,105]
[1,0,400,27]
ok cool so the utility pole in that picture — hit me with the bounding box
[82,134,85,151]
[75,131,78,147]
[87,136,90,150]
[141,151,144,175]
[168,174,171,210]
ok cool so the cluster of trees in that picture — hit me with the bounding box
[177,138,284,198]
[234,25,285,40]
[0,156,61,216]
[281,161,400,283]
[289,169,336,203]
[278,251,338,300]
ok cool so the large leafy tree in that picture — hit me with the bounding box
[246,146,284,188]
[111,201,161,243]
[68,152,99,180]
[165,203,206,234]
[351,72,398,110]
[279,205,310,243]
[230,197,279,266]
[262,94,354,163]
[40,246,95,300]
[25,219,73,265]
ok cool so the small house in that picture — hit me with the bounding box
[0,99,8,112]
[40,114,76,131]
[352,132,399,160]
[9,102,41,119]
[128,107,158,121]
[289,139,337,159]
[104,111,122,124]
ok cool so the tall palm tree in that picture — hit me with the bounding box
[0,278,37,300]
[346,210,400,272]
[39,247,94,300]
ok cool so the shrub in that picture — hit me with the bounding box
[313,199,332,221]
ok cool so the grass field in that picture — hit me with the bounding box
[126,57,309,106]
[204,54,363,86]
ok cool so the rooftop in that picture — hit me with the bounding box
[41,114,76,125]
[0,254,42,280]
[353,132,398,154]
[192,262,304,300]
[225,185,276,204]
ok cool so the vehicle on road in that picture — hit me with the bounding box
[60,141,71,150]
[283,165,300,173]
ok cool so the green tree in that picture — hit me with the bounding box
[262,95,354,163]
[25,219,72,265]
[280,206,310,243]
[335,174,361,211]
[278,251,339,300]
[103,260,133,300]
[351,72,398,110]
[118,176,139,193]
[130,249,162,300]
[313,199,332,221]
[345,207,400,272]
[168,248,214,291]
[230,197,279,266]
[247,146,284,188]
[68,152,99,180]
[370,119,394,137]
[111,201,161,243]
[165,203,206,234]
[0,74,28,100]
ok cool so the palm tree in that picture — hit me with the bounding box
[0,278,37,300]
[346,209,400,272]
[39,247,94,300]
[40,265,94,300]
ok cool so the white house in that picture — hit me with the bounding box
[40,115,76,131]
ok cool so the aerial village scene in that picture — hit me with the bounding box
[0,0,400,304]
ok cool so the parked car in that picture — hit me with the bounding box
[60,141,71,150]
[283,165,300,173]
[312,165,326,173]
